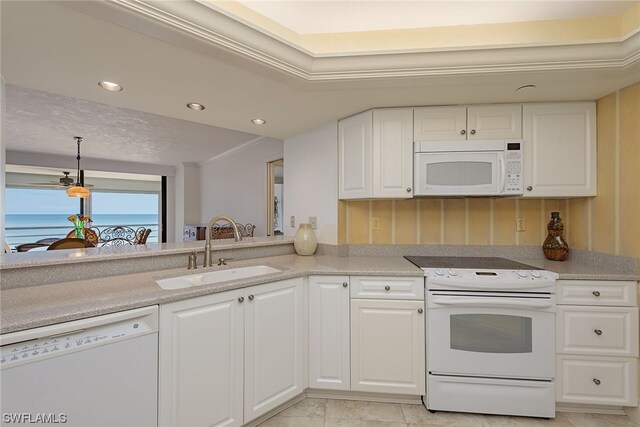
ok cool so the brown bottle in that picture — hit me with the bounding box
[543,212,569,261]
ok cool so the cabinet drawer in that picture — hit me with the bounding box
[556,355,638,406]
[557,306,639,357]
[350,276,424,300]
[557,280,637,306]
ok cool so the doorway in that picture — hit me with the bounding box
[266,159,284,237]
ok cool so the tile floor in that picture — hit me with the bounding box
[257,398,637,427]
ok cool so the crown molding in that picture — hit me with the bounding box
[200,136,268,165]
[61,0,640,82]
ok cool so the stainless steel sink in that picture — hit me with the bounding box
[156,265,281,290]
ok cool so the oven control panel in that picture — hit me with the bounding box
[425,268,558,292]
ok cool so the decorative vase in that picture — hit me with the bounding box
[74,225,84,239]
[543,212,569,261]
[294,223,317,256]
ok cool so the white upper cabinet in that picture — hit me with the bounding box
[522,102,597,197]
[339,111,372,199]
[414,104,522,141]
[339,108,413,199]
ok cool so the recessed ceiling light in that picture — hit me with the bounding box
[98,81,124,92]
[516,84,536,92]
[186,102,205,111]
[251,118,266,125]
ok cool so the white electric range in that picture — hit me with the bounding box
[405,256,559,419]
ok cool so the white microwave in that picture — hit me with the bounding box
[413,139,523,196]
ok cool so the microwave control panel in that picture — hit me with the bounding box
[504,143,523,194]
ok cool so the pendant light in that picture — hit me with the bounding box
[66,136,91,198]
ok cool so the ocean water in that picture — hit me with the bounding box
[5,214,159,247]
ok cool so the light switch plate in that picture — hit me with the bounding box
[309,216,317,229]
[290,216,295,228]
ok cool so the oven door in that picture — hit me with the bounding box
[427,291,555,379]
[414,151,504,196]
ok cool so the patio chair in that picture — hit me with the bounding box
[47,238,95,250]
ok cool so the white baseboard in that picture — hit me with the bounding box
[556,403,626,415]
[305,388,422,404]
[624,404,639,424]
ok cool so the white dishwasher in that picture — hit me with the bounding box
[0,306,158,426]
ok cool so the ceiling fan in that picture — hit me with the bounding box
[29,171,94,189]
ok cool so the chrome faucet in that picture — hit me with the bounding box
[203,215,242,267]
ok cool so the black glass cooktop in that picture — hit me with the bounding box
[404,256,541,271]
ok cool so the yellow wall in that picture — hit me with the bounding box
[338,81,640,259]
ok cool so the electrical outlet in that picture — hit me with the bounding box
[309,216,317,229]
[290,216,295,228]
[372,217,381,230]
[516,218,526,232]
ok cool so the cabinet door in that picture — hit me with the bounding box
[244,278,305,422]
[339,111,372,199]
[414,106,467,140]
[372,109,414,198]
[351,299,425,395]
[159,290,244,427]
[308,275,350,390]
[522,102,597,197]
[467,104,522,140]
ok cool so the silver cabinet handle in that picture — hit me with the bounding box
[593,290,601,297]
[527,186,533,191]
[238,297,244,303]
[343,282,348,288]
[594,329,603,336]
[248,295,254,301]
[418,308,423,314]
[593,378,601,385]
[384,285,391,291]
[470,129,476,135]
[406,187,412,192]
[460,129,466,135]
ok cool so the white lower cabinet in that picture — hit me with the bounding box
[308,275,351,390]
[159,277,304,427]
[556,280,639,407]
[350,298,425,395]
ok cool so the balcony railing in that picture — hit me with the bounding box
[5,223,159,250]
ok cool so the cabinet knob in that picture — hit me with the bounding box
[343,282,348,288]
[238,297,244,303]
[384,285,391,291]
[460,129,466,135]
[594,329,603,336]
[593,290,601,297]
[593,378,601,385]
[470,129,476,135]
[418,308,423,314]
[406,187,412,193]
[526,186,533,191]
[248,294,254,301]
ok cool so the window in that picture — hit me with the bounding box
[90,192,159,243]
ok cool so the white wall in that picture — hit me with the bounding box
[199,137,283,236]
[283,121,338,244]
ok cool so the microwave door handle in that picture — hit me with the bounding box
[498,153,506,193]
[430,296,552,309]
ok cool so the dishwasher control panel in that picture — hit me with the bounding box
[1,318,153,368]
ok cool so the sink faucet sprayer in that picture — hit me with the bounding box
[204,215,242,267]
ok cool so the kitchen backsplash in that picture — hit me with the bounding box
[338,81,640,260]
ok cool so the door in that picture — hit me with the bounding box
[522,102,596,197]
[414,106,467,140]
[308,275,350,390]
[467,104,522,140]
[159,291,244,427]
[339,111,372,199]
[244,278,305,422]
[427,292,555,379]
[414,151,502,196]
[372,108,414,198]
[351,299,425,395]
[266,159,284,237]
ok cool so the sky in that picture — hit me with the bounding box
[5,188,158,215]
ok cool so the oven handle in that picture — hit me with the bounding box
[430,296,553,309]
